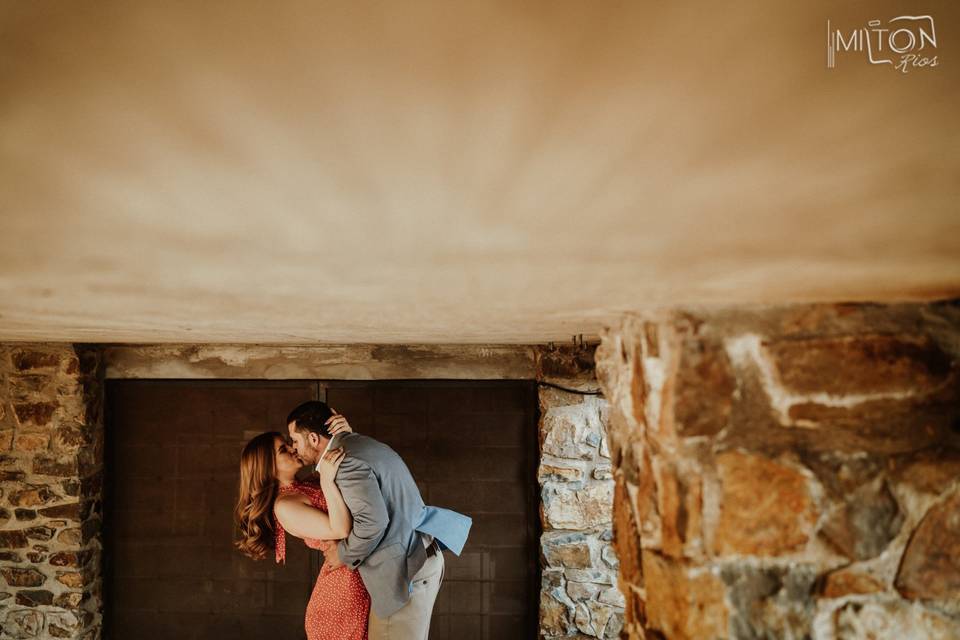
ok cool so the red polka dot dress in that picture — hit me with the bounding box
[275,480,371,640]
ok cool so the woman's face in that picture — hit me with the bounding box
[273,436,302,476]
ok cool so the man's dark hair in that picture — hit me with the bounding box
[286,401,335,438]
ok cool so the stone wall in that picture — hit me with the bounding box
[595,302,960,639]
[0,341,625,639]
[536,345,625,638]
[0,346,104,640]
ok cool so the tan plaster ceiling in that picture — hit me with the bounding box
[1,1,958,344]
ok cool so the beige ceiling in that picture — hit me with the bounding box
[1,1,958,344]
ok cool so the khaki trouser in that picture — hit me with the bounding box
[368,546,445,640]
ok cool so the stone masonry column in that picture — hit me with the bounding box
[1,346,105,640]
[595,303,960,639]
[535,345,625,638]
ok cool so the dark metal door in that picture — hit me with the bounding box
[106,380,319,640]
[106,380,538,640]
[325,381,538,640]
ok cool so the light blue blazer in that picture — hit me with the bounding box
[415,505,472,556]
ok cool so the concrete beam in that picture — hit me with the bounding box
[102,344,538,380]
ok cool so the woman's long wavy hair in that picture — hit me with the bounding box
[234,431,282,561]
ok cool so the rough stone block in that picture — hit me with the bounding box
[673,340,735,437]
[55,572,85,589]
[593,465,612,480]
[4,609,45,638]
[820,567,884,598]
[57,527,83,546]
[787,394,957,454]
[13,402,57,429]
[575,600,618,638]
[15,590,54,607]
[611,476,641,593]
[38,502,80,519]
[720,563,816,639]
[52,426,86,454]
[895,491,960,600]
[540,589,573,637]
[11,350,61,371]
[642,551,728,640]
[543,482,613,530]
[1,567,46,587]
[819,480,902,561]
[0,529,29,548]
[601,544,619,569]
[654,459,703,559]
[565,568,616,585]
[538,462,585,483]
[538,386,585,411]
[599,586,626,607]
[567,580,601,601]
[538,345,598,383]
[14,433,50,452]
[831,599,957,639]
[82,514,101,540]
[541,411,597,460]
[32,456,78,477]
[713,450,818,557]
[53,591,84,609]
[24,526,55,541]
[542,532,593,568]
[891,447,960,495]
[47,611,81,638]
[50,551,86,568]
[765,334,952,396]
[60,478,81,498]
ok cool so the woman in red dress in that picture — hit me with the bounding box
[235,427,370,640]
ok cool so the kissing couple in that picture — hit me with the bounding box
[234,401,472,640]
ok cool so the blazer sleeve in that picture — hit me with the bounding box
[335,457,390,568]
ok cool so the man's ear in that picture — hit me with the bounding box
[307,432,321,448]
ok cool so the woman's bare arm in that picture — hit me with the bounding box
[274,495,345,541]
[320,473,353,540]
[273,448,353,541]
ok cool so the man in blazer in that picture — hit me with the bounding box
[287,401,471,639]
